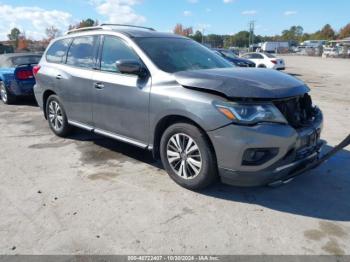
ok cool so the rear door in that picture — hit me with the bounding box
[92,35,151,146]
[57,35,100,126]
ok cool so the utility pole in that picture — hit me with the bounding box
[249,21,255,51]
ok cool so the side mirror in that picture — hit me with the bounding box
[116,59,146,77]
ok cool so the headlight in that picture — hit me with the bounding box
[214,102,287,125]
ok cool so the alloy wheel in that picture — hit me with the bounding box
[48,100,64,131]
[0,84,7,103]
[166,133,202,179]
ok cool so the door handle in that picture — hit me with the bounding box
[56,74,63,80]
[94,82,105,90]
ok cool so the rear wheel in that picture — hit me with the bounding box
[0,81,15,104]
[258,64,267,68]
[160,123,218,190]
[46,95,71,137]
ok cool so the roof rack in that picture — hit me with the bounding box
[65,24,156,35]
[66,26,105,35]
[100,24,156,31]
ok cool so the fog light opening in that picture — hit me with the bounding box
[242,148,279,166]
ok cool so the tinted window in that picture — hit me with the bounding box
[136,38,232,73]
[46,39,71,63]
[67,36,98,68]
[251,53,263,59]
[11,56,41,66]
[100,36,140,73]
[264,53,275,58]
[242,54,252,59]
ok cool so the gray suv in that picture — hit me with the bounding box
[33,25,324,190]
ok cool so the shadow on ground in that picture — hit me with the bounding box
[68,129,350,221]
[202,145,350,221]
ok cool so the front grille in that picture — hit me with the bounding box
[274,94,317,128]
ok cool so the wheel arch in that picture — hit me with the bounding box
[42,89,57,119]
[152,115,217,161]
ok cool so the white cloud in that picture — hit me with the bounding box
[0,4,72,40]
[183,10,192,17]
[284,10,297,16]
[241,10,257,16]
[93,0,146,25]
[223,0,234,3]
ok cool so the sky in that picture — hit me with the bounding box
[0,0,349,40]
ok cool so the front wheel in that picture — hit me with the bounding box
[0,81,15,104]
[46,95,71,137]
[160,123,218,190]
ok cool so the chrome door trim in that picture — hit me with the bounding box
[94,128,148,149]
[68,120,94,131]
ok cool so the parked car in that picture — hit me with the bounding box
[322,47,339,57]
[241,52,285,70]
[213,48,255,67]
[34,25,324,190]
[0,53,42,104]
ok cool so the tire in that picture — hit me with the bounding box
[0,81,15,104]
[258,64,267,68]
[160,123,218,190]
[46,95,71,137]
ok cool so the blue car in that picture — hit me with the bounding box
[213,48,256,68]
[0,53,42,104]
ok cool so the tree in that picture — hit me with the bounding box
[7,28,21,48]
[228,31,250,48]
[339,23,350,39]
[281,25,303,41]
[173,24,193,36]
[78,18,98,28]
[320,24,335,40]
[45,26,61,40]
[68,18,99,30]
[190,30,203,43]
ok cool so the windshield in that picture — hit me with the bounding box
[135,38,233,73]
[11,55,41,67]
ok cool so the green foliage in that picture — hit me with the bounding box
[339,23,350,39]
[7,28,21,41]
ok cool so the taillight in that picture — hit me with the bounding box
[33,65,41,77]
[16,69,34,80]
[271,60,277,64]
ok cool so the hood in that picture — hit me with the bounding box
[174,68,309,99]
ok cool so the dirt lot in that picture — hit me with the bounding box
[0,55,349,255]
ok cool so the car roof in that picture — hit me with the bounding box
[65,25,187,39]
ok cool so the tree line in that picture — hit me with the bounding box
[174,23,350,48]
[4,18,350,51]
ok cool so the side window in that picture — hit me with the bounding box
[252,53,263,59]
[242,54,252,59]
[67,36,98,69]
[46,39,71,63]
[100,36,140,73]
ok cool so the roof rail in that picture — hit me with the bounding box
[65,26,105,35]
[100,24,156,31]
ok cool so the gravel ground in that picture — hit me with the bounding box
[0,55,349,255]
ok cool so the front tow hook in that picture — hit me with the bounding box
[269,134,350,187]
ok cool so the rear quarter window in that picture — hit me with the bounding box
[46,38,71,63]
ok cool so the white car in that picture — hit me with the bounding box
[241,52,285,70]
[323,47,339,57]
